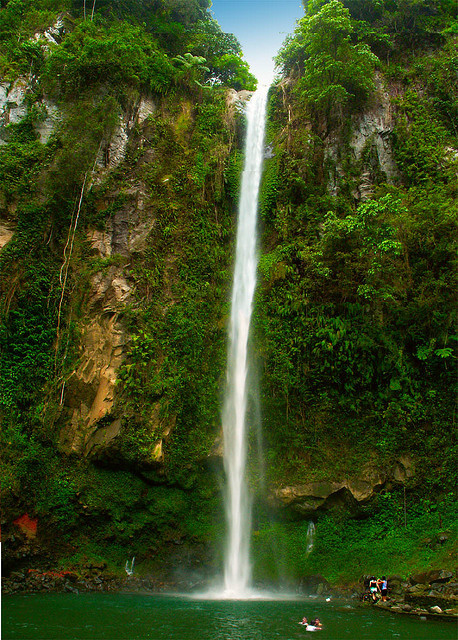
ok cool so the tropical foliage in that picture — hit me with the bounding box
[0,0,456,585]
[261,0,457,492]
[0,0,247,556]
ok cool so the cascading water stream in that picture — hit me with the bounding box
[306,522,316,555]
[221,87,269,598]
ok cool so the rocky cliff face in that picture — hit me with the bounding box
[0,68,425,500]
[326,73,398,201]
[0,65,248,472]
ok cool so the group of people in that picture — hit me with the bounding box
[368,575,388,602]
[300,616,323,631]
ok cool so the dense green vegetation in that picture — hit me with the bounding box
[258,0,457,496]
[253,490,457,584]
[115,92,237,480]
[0,0,247,569]
[0,0,456,587]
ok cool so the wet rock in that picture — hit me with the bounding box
[299,574,329,594]
[430,606,443,614]
[271,465,391,514]
[444,583,458,595]
[436,570,453,582]
[407,583,427,593]
[64,585,79,594]
[410,569,447,585]
[387,575,404,594]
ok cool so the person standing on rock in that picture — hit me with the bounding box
[369,576,378,601]
[378,576,388,602]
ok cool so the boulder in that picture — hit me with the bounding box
[387,575,404,592]
[410,569,448,585]
[407,584,427,593]
[430,606,443,614]
[444,583,458,595]
[436,570,454,583]
[299,574,329,594]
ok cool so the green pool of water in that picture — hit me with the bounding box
[2,593,456,640]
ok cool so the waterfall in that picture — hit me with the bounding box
[305,522,315,555]
[125,556,135,576]
[222,87,269,598]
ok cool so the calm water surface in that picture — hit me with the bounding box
[2,593,456,640]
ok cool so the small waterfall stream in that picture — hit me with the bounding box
[306,522,316,555]
[221,87,269,598]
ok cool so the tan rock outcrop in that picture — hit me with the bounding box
[0,220,15,250]
[59,314,126,455]
[270,466,389,515]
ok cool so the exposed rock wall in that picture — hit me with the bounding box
[270,456,415,516]
[59,313,125,456]
[0,72,162,462]
[0,76,60,145]
[326,73,398,200]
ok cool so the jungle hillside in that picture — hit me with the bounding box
[0,0,456,590]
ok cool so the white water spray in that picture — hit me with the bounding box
[220,88,269,598]
[125,556,135,576]
[305,522,315,555]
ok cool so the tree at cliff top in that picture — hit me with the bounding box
[0,0,256,89]
[277,0,379,128]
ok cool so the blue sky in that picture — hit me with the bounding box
[209,0,305,85]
